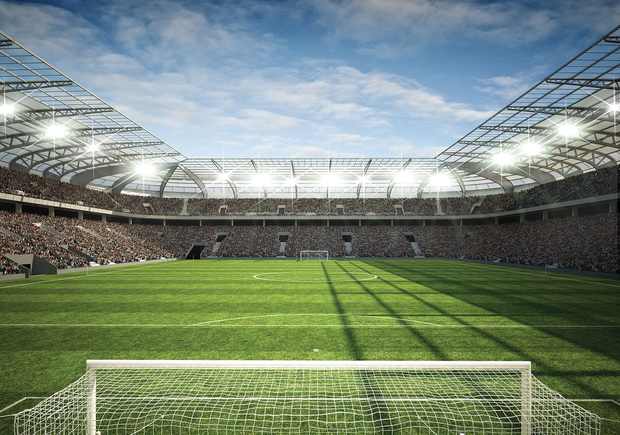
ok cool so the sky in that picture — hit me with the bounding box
[0,0,619,160]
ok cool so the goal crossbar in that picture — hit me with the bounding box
[86,359,532,370]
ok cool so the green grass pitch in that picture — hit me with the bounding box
[0,258,619,433]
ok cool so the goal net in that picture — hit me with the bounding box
[14,360,601,435]
[299,250,329,261]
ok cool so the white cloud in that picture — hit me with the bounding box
[475,75,535,101]
[307,0,620,54]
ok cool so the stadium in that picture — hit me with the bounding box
[0,12,618,435]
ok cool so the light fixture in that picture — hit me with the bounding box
[217,172,230,182]
[45,123,67,139]
[557,123,580,137]
[135,162,153,175]
[0,104,15,116]
[86,143,100,153]
[493,152,513,166]
[607,102,620,113]
[252,173,270,186]
[522,141,541,156]
[429,173,450,187]
[285,176,298,186]
[322,173,340,186]
[393,171,412,184]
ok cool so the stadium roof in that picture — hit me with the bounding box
[1,26,619,199]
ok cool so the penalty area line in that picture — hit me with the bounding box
[467,264,620,288]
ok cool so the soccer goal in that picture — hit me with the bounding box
[299,250,329,261]
[14,360,601,435]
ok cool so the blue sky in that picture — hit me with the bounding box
[1,0,619,160]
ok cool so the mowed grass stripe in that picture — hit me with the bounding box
[0,259,618,434]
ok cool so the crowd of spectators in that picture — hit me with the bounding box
[476,165,618,214]
[0,207,617,274]
[0,210,174,269]
[0,211,89,269]
[0,164,616,217]
[440,196,479,215]
[411,213,618,273]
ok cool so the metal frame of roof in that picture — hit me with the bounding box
[1,26,619,200]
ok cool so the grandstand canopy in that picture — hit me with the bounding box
[1,26,619,199]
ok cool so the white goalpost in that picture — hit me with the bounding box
[299,250,329,261]
[14,360,601,435]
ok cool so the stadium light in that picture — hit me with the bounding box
[86,143,101,153]
[357,175,371,184]
[45,123,67,139]
[0,104,15,116]
[322,173,340,186]
[557,123,580,137]
[492,152,513,166]
[607,102,620,113]
[285,176,298,186]
[217,172,230,183]
[429,173,450,187]
[393,171,412,184]
[522,141,541,156]
[135,162,154,176]
[252,173,270,186]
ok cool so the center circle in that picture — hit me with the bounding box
[253,272,378,282]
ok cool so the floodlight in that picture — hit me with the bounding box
[429,173,450,187]
[393,171,412,184]
[522,141,541,156]
[252,173,270,186]
[0,104,15,116]
[135,162,154,175]
[45,123,67,139]
[557,123,580,137]
[357,175,371,184]
[493,152,513,166]
[285,176,298,186]
[322,173,340,186]
[86,143,100,153]
[607,102,620,113]
[217,173,230,182]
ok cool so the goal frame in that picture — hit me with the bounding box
[299,250,329,261]
[84,359,532,435]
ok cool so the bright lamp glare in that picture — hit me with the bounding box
[46,124,67,139]
[323,173,340,186]
[135,163,153,175]
[217,173,230,182]
[86,143,100,153]
[252,173,270,186]
[493,152,513,166]
[429,173,450,187]
[393,171,412,184]
[0,104,15,115]
[608,103,620,113]
[357,175,371,184]
[557,123,580,137]
[285,177,298,186]
[522,141,541,156]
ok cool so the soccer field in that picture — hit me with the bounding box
[1,258,619,433]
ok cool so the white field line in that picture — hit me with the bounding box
[193,314,439,326]
[569,399,620,407]
[0,397,45,414]
[467,264,620,288]
[0,323,618,328]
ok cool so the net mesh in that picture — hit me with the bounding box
[15,365,600,435]
[299,250,329,260]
